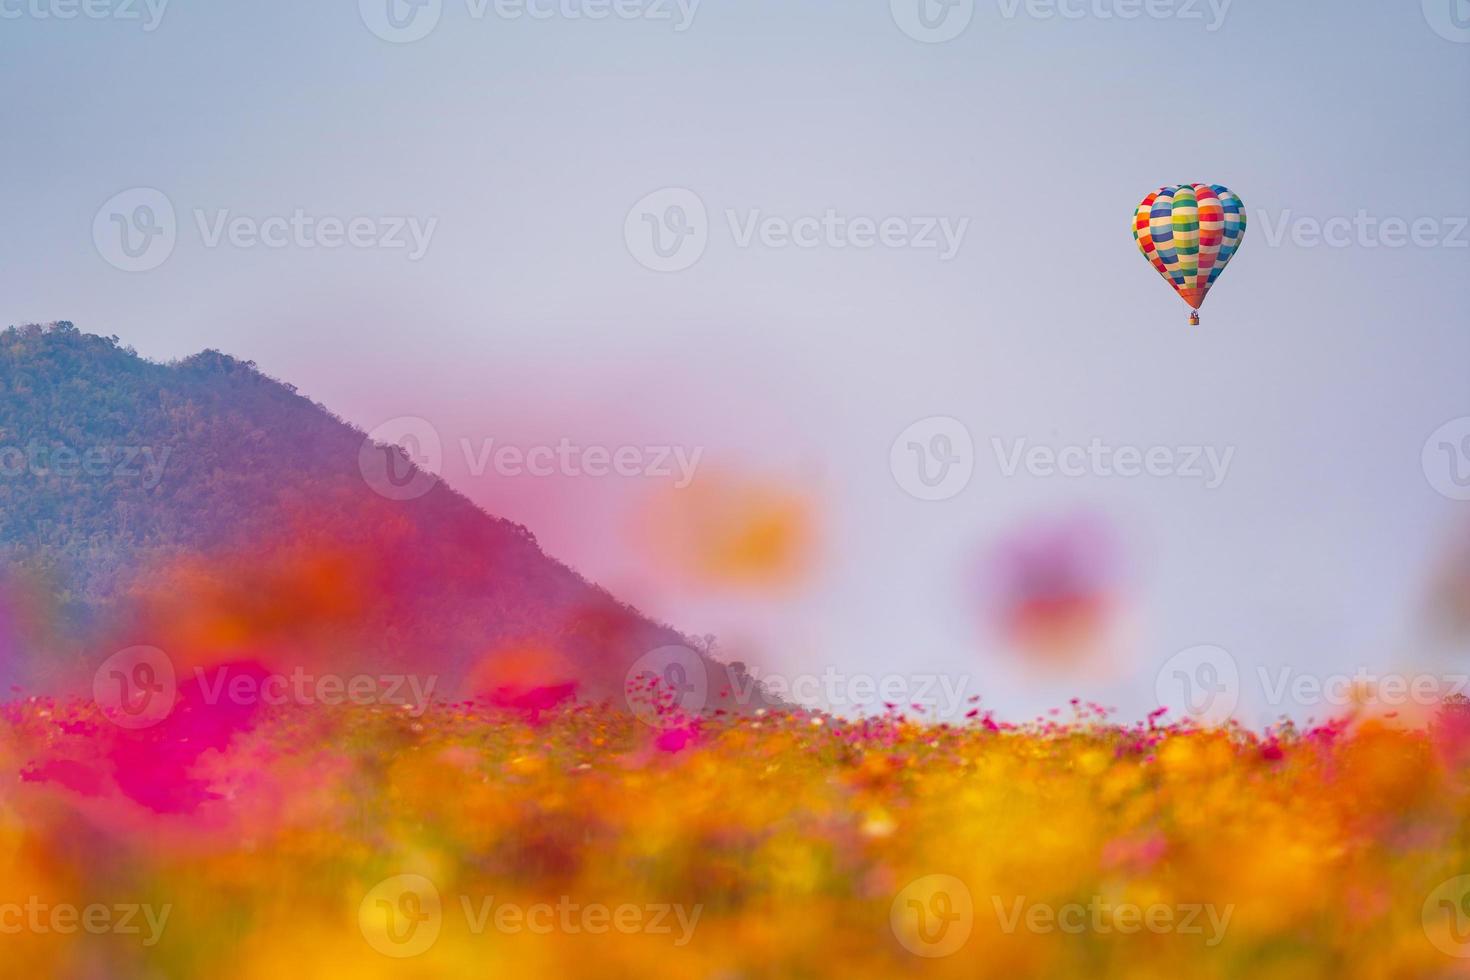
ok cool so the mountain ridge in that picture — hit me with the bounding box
[0,321,758,712]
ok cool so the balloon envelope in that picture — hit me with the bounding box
[1133,184,1245,311]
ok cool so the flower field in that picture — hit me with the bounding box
[5,689,1470,978]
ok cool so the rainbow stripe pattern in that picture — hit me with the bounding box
[1133,184,1246,312]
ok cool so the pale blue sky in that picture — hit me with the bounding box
[3,0,1468,723]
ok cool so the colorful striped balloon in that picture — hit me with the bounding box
[1133,184,1245,323]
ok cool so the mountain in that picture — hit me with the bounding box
[0,322,759,711]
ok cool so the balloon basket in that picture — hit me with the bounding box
[1188,313,1200,326]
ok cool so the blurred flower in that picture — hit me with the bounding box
[977,511,1125,666]
[634,472,816,591]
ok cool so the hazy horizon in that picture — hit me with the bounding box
[5,0,1468,724]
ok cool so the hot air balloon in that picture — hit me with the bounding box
[1133,184,1245,325]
